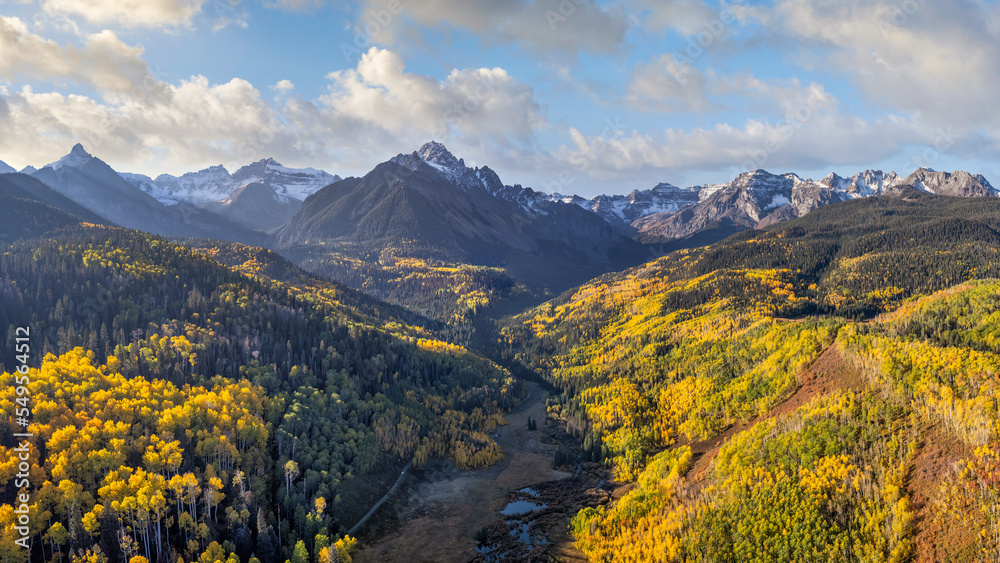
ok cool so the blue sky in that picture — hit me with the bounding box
[1,0,999,197]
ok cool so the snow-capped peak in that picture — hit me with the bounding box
[121,158,340,206]
[47,144,93,171]
[903,168,997,197]
[820,172,848,190]
[392,142,503,195]
[417,141,463,170]
[818,170,903,198]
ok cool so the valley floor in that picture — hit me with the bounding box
[356,344,983,562]
[354,383,576,562]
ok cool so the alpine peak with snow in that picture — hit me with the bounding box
[381,144,998,241]
[416,140,464,169]
[8,141,1000,247]
[390,141,506,196]
[120,157,341,206]
[630,166,998,243]
[47,143,94,171]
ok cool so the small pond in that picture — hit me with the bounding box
[499,500,548,516]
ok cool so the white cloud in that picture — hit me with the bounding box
[625,0,718,35]
[39,0,210,28]
[0,76,284,171]
[774,0,1000,128]
[0,17,166,97]
[299,48,545,156]
[625,54,837,118]
[273,79,295,92]
[0,44,545,177]
[361,0,630,55]
[626,54,713,112]
[554,103,921,180]
[712,74,837,116]
[264,0,325,12]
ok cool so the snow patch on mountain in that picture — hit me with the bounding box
[47,144,93,171]
[767,194,792,210]
[120,159,340,206]
[119,173,178,204]
[903,168,998,197]
[820,170,904,198]
[392,141,508,198]
[696,184,727,201]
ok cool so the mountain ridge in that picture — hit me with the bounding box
[630,167,997,243]
[9,143,999,246]
[120,158,341,206]
[28,144,266,244]
[276,143,648,293]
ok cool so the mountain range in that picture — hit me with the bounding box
[9,142,1000,246]
[5,141,1000,300]
[121,158,339,205]
[498,165,994,243]
[630,167,998,243]
[275,143,647,290]
[121,158,340,230]
[8,144,264,244]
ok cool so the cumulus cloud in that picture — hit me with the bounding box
[39,0,210,28]
[274,48,546,168]
[317,48,543,143]
[273,79,295,92]
[0,17,166,98]
[0,44,546,176]
[774,0,1000,128]
[0,76,284,170]
[554,100,920,180]
[361,0,630,55]
[626,54,714,112]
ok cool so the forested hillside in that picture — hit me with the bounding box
[0,225,520,563]
[7,182,1000,562]
[503,191,1000,560]
[273,146,649,325]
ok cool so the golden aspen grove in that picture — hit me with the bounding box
[0,226,518,563]
[500,192,1000,561]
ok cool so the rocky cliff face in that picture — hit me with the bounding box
[632,167,996,243]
